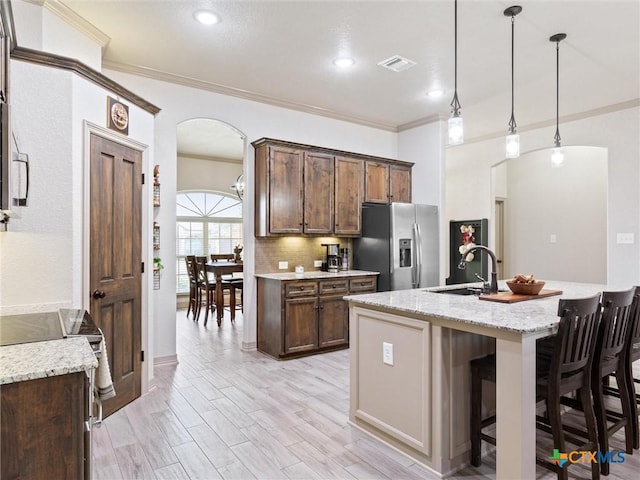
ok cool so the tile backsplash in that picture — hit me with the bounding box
[254,237,353,274]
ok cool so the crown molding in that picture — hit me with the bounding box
[397,113,448,132]
[459,98,640,146]
[11,46,160,115]
[102,60,399,133]
[35,0,111,48]
[177,152,243,164]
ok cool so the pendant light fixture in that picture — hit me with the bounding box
[504,6,522,158]
[448,0,464,146]
[550,33,567,167]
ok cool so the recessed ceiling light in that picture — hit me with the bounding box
[427,89,444,98]
[333,57,355,68]
[194,10,220,25]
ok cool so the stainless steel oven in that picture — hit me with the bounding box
[59,309,103,480]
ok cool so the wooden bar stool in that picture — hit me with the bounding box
[470,293,602,480]
[602,286,640,449]
[589,288,635,475]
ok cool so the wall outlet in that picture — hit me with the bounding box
[314,260,323,268]
[278,261,288,270]
[549,234,557,244]
[617,233,635,244]
[382,342,394,366]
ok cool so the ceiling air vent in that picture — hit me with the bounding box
[377,55,416,72]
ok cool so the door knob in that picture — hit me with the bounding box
[92,290,106,299]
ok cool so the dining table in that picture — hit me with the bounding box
[205,261,243,326]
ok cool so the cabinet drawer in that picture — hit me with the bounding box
[349,277,377,293]
[319,279,349,295]
[285,281,318,298]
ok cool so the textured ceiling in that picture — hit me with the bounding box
[57,0,639,157]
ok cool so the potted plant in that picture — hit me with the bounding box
[153,257,164,271]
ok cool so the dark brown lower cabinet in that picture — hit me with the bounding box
[1,371,88,480]
[257,274,377,359]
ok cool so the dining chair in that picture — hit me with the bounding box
[184,255,198,319]
[205,254,237,323]
[470,293,602,480]
[194,256,216,325]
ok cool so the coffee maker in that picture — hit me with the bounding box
[321,243,340,273]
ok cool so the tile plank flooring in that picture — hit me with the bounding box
[93,310,640,479]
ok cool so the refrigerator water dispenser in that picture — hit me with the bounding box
[399,238,412,267]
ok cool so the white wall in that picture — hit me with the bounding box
[177,156,242,195]
[398,120,447,281]
[12,0,103,70]
[0,59,155,383]
[502,147,607,283]
[446,105,640,288]
[105,69,399,359]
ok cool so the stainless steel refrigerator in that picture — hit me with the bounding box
[353,203,439,291]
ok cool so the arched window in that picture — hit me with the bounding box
[176,191,242,294]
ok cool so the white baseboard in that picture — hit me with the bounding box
[242,340,257,351]
[154,354,178,367]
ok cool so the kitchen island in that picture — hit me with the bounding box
[345,280,605,479]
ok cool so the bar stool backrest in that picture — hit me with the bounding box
[596,288,636,364]
[553,293,601,380]
[627,286,640,362]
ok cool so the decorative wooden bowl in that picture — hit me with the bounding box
[506,280,546,295]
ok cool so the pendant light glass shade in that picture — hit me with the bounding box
[550,33,567,167]
[504,6,522,158]
[448,0,464,146]
[551,147,564,167]
[505,133,520,158]
[448,115,464,145]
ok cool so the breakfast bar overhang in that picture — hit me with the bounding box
[345,281,606,479]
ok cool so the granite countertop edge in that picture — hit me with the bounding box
[344,281,606,334]
[0,337,98,385]
[255,270,379,280]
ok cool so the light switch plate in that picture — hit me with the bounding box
[549,234,557,244]
[617,233,635,244]
[278,261,288,270]
[383,342,394,366]
[314,260,323,268]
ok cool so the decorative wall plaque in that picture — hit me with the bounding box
[107,96,129,135]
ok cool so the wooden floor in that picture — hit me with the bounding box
[93,310,640,479]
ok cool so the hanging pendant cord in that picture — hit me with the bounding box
[508,14,517,134]
[554,40,561,146]
[450,0,461,116]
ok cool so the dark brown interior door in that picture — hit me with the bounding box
[89,133,142,417]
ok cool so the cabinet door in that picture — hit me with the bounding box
[269,146,304,234]
[284,297,318,354]
[1,373,86,479]
[318,295,349,348]
[334,157,364,236]
[365,161,389,203]
[303,152,334,234]
[390,164,412,203]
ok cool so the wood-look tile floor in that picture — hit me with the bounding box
[93,310,640,479]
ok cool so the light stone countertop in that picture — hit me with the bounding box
[0,337,98,385]
[255,270,379,281]
[345,280,607,334]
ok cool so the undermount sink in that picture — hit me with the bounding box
[433,287,509,296]
[434,287,484,296]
